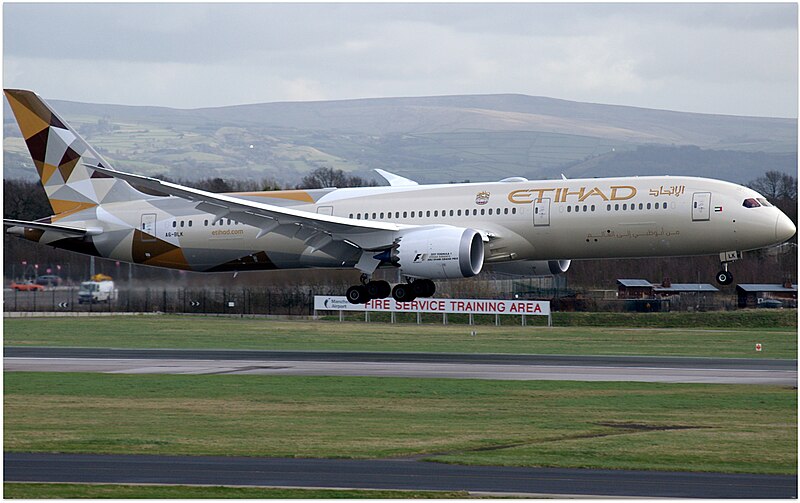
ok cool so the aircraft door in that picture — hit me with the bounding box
[692,192,711,221]
[140,213,157,242]
[534,198,551,227]
[317,206,333,216]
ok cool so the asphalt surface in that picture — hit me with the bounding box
[4,452,795,498]
[5,347,797,384]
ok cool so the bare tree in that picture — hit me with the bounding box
[297,167,377,189]
[748,171,797,201]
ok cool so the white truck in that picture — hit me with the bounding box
[78,274,118,304]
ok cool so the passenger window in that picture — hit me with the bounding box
[646,203,651,210]
[606,204,611,211]
[180,221,185,227]
[567,206,572,213]
[457,209,462,216]
[404,211,408,218]
[488,208,493,215]
[188,220,192,227]
[622,204,627,210]
[426,211,431,217]
[655,202,660,209]
[380,212,384,219]
[591,205,595,212]
[615,204,619,211]
[473,209,477,216]
[480,209,485,215]
[512,208,517,214]
[638,203,643,210]
[172,221,177,228]
[204,219,209,226]
[504,208,509,215]
[583,205,588,212]
[434,210,438,217]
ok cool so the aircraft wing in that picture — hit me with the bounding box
[374,169,418,187]
[88,165,408,261]
[4,218,101,237]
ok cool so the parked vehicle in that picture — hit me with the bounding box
[757,298,783,308]
[34,275,62,286]
[10,281,45,291]
[78,276,118,304]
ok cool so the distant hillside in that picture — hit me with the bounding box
[4,93,796,185]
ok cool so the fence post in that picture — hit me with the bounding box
[416,312,421,325]
[163,289,167,313]
[469,313,474,325]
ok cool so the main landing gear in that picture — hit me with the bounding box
[346,275,436,304]
[715,251,742,286]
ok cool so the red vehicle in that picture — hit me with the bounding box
[10,281,45,292]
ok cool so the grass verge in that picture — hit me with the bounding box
[3,315,796,358]
[2,482,470,499]
[5,372,796,475]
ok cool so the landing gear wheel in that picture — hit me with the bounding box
[412,279,436,298]
[366,280,391,299]
[346,285,371,304]
[392,283,416,303]
[716,270,734,286]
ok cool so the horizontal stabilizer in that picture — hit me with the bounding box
[3,219,101,237]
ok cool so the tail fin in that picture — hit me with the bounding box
[4,89,148,218]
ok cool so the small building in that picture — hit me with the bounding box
[653,283,719,296]
[736,283,797,308]
[617,279,654,299]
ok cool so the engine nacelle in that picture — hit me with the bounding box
[487,259,571,277]
[395,226,484,279]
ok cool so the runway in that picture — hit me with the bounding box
[5,452,796,498]
[5,347,797,385]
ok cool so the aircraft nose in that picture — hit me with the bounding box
[775,212,796,242]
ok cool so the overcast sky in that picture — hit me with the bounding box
[4,3,798,117]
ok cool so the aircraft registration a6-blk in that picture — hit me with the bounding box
[4,89,796,303]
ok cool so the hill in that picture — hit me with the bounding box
[4,93,796,185]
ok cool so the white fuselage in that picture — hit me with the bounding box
[75,174,794,273]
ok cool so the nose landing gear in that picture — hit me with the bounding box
[716,251,741,286]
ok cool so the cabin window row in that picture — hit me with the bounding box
[172,218,242,228]
[605,202,668,212]
[348,207,518,220]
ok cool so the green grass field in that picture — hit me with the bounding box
[4,372,796,475]
[3,483,468,499]
[4,314,796,358]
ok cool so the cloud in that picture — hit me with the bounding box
[3,3,797,117]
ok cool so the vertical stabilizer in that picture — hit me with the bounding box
[4,89,148,217]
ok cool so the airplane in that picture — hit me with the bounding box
[4,89,796,304]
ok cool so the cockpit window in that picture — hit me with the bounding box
[757,198,773,207]
[742,198,761,208]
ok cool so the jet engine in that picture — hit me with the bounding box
[487,259,571,277]
[395,226,484,279]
